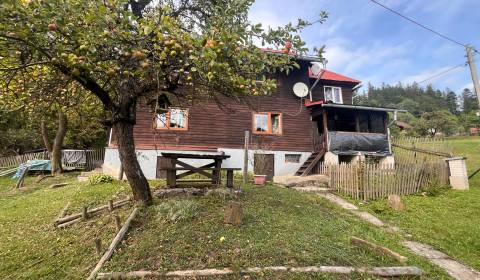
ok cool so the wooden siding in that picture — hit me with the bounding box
[118,61,357,152]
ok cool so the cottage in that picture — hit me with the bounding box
[103,54,404,180]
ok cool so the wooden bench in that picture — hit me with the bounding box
[160,167,241,188]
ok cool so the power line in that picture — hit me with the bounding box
[416,63,466,84]
[367,0,468,49]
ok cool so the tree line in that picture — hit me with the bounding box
[355,83,480,136]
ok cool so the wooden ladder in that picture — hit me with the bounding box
[295,148,326,176]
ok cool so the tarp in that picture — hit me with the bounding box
[328,131,391,155]
[62,150,86,165]
[12,159,51,179]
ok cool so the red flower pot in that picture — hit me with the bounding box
[254,175,267,185]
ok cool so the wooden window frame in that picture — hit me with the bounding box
[154,108,189,131]
[252,112,283,135]
[324,86,343,104]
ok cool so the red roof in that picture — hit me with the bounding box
[261,48,361,84]
[309,68,361,84]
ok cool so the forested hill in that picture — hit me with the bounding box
[356,83,478,117]
[354,83,479,136]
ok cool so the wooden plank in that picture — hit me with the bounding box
[87,207,139,280]
[96,266,422,279]
[351,236,408,263]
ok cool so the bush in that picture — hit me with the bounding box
[88,173,114,185]
[156,200,198,223]
[420,179,449,196]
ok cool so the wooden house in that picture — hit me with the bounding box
[103,54,403,180]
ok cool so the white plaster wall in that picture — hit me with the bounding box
[103,148,311,180]
[324,152,339,165]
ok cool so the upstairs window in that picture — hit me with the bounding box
[253,112,282,135]
[155,108,188,130]
[324,86,343,104]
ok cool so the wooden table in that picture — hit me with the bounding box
[159,153,239,188]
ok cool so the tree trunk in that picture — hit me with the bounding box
[51,111,67,174]
[40,120,53,154]
[113,120,152,204]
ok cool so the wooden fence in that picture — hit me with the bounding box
[0,149,105,171]
[318,161,449,201]
[0,151,49,168]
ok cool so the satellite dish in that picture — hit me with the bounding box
[310,62,324,76]
[293,82,309,98]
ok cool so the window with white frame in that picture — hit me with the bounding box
[253,112,282,135]
[155,108,188,130]
[324,86,343,104]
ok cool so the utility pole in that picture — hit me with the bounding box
[465,45,480,106]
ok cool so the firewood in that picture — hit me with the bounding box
[351,236,408,264]
[96,266,422,279]
[87,207,139,280]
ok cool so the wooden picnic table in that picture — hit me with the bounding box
[159,153,240,188]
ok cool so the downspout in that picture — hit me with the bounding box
[386,110,398,155]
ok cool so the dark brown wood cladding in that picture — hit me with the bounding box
[122,61,357,152]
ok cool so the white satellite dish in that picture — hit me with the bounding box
[310,62,324,76]
[293,82,309,98]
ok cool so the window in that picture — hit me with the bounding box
[253,112,282,135]
[324,86,343,104]
[285,154,301,163]
[155,108,188,130]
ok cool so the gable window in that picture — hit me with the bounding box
[253,112,282,135]
[324,86,343,104]
[155,108,188,130]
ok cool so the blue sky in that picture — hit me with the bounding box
[249,0,480,94]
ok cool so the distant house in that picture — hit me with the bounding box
[470,127,480,135]
[395,121,412,131]
[103,52,404,180]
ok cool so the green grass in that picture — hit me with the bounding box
[103,184,448,279]
[0,174,450,279]
[358,136,480,272]
[0,172,134,279]
[449,136,480,187]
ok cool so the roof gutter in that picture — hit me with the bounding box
[320,103,408,113]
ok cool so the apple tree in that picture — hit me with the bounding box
[0,0,326,204]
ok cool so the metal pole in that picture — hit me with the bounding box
[243,130,249,183]
[465,45,480,106]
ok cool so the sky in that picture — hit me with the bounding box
[248,0,480,94]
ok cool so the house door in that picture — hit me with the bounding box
[254,154,274,181]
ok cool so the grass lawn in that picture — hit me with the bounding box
[0,173,449,279]
[359,136,480,272]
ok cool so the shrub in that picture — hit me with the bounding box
[155,200,198,223]
[88,173,115,185]
[420,179,449,196]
